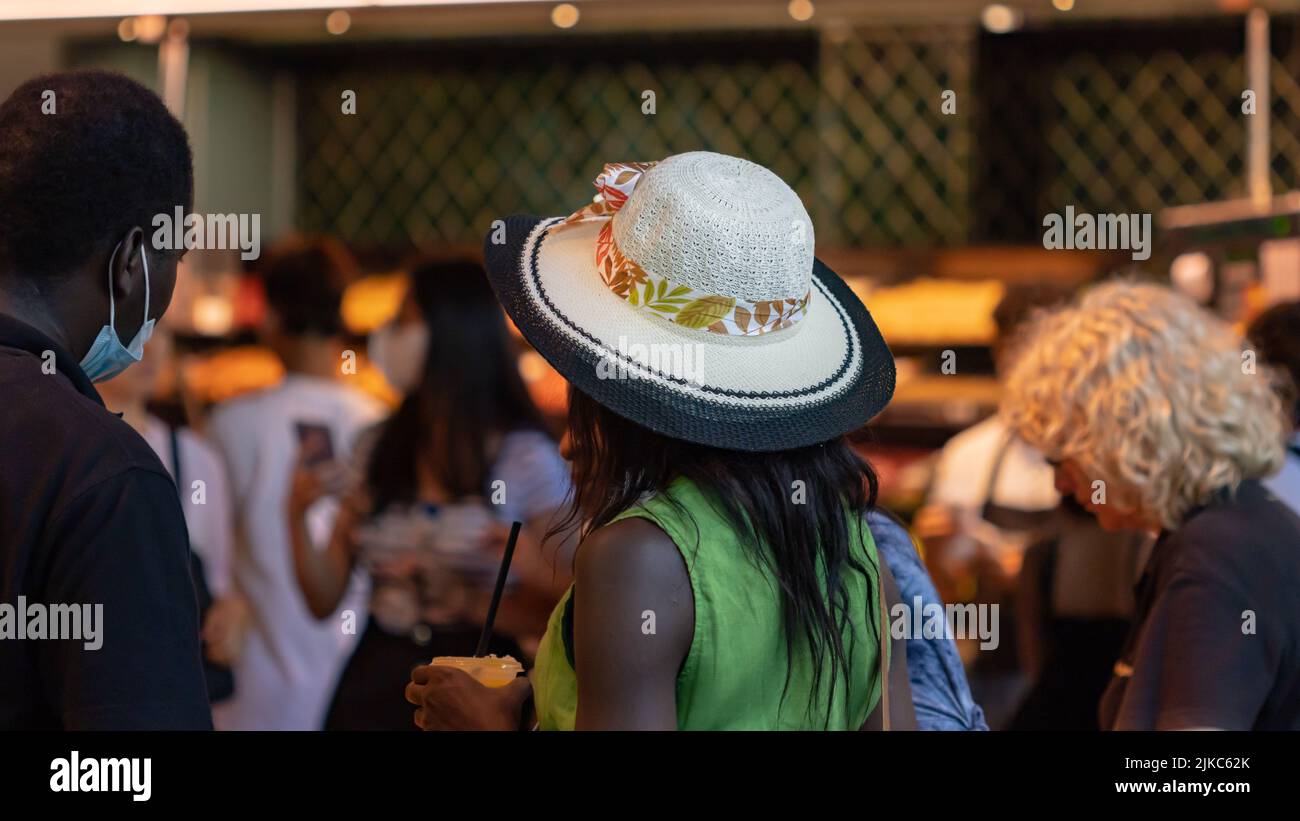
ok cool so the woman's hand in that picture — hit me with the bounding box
[287,454,353,517]
[202,594,250,666]
[405,665,531,731]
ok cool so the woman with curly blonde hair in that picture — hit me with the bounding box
[1002,281,1300,730]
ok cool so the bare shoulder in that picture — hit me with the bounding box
[575,516,690,595]
[573,516,694,681]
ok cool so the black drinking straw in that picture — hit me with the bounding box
[475,520,522,657]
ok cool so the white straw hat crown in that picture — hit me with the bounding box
[611,151,815,303]
[482,150,896,452]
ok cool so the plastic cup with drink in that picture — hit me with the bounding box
[428,520,525,687]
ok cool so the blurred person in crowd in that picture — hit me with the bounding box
[1003,281,1300,730]
[207,238,385,730]
[1247,300,1300,516]
[406,153,914,730]
[97,326,248,707]
[1006,497,1146,730]
[0,71,210,729]
[916,283,1145,730]
[919,282,1147,730]
[916,283,1071,600]
[287,257,573,730]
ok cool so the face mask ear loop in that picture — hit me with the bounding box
[141,247,151,326]
[106,241,121,331]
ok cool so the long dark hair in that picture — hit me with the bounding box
[560,385,881,721]
[366,257,546,511]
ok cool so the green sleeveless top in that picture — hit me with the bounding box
[532,477,885,730]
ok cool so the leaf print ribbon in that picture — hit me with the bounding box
[559,161,810,337]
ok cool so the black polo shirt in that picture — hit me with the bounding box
[0,313,212,729]
[1100,479,1300,730]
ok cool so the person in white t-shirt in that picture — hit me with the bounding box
[1248,300,1300,517]
[207,238,385,730]
[97,326,247,704]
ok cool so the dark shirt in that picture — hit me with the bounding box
[1100,480,1300,730]
[0,313,212,729]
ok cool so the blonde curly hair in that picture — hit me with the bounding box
[1001,281,1286,529]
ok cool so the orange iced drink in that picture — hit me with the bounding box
[430,655,523,687]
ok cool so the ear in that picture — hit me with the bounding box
[108,227,148,300]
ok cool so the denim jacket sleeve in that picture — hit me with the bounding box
[867,510,988,731]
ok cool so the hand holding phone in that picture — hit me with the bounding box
[293,421,335,466]
[287,421,349,515]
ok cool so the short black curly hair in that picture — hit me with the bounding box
[0,70,193,280]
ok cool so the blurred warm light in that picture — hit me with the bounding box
[191,293,234,336]
[117,18,137,41]
[325,9,351,35]
[354,357,402,407]
[518,350,568,416]
[341,272,408,335]
[167,17,190,39]
[134,14,168,44]
[232,274,267,330]
[981,4,1022,34]
[1170,251,1215,304]
[183,343,398,406]
[787,0,814,23]
[518,350,550,383]
[1052,0,1075,10]
[863,278,1005,346]
[551,3,579,29]
[183,346,284,404]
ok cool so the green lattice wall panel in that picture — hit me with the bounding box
[1042,49,1247,215]
[974,19,1300,240]
[296,20,1300,249]
[296,35,825,248]
[295,28,975,249]
[816,24,972,246]
[1270,49,1300,190]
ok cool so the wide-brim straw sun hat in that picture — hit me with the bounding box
[483,151,895,452]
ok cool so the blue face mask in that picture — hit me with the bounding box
[79,242,155,383]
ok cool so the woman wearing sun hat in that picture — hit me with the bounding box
[406,151,917,730]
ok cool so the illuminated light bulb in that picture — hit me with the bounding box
[326,9,351,35]
[192,294,234,337]
[551,3,579,29]
[981,4,1022,34]
[1170,252,1215,305]
[788,0,815,22]
[134,14,167,44]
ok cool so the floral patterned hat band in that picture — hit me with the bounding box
[559,162,810,337]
